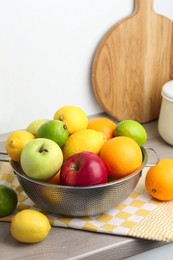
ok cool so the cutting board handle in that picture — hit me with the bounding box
[134,0,154,14]
[92,0,173,123]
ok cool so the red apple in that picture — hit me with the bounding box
[60,151,108,186]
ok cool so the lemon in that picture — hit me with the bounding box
[5,131,35,162]
[62,129,107,160]
[26,119,49,136]
[37,120,69,148]
[10,209,51,243]
[114,120,147,146]
[0,185,18,217]
[54,105,88,134]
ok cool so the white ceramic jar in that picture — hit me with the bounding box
[158,80,173,145]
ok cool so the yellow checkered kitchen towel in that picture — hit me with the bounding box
[0,162,173,242]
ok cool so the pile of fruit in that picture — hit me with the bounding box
[5,105,147,186]
[1,105,173,244]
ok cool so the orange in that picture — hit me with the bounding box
[145,159,173,201]
[100,136,143,179]
[87,117,116,140]
[46,171,61,185]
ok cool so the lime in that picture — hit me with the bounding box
[37,120,69,148]
[114,119,147,146]
[0,185,18,217]
[10,209,51,243]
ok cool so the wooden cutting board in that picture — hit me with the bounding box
[92,0,173,123]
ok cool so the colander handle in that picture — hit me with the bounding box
[144,147,160,167]
[0,148,160,166]
[0,152,9,162]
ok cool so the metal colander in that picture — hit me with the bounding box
[0,147,159,217]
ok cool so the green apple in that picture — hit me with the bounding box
[20,138,63,181]
[26,119,49,136]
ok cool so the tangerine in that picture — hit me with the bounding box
[87,117,116,140]
[46,171,61,185]
[100,136,143,179]
[145,159,173,201]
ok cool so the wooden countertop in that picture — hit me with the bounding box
[0,120,172,259]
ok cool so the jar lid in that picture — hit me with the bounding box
[162,80,173,100]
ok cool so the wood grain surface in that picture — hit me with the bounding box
[0,222,167,260]
[92,0,173,123]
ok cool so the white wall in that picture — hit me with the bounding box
[0,0,173,134]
